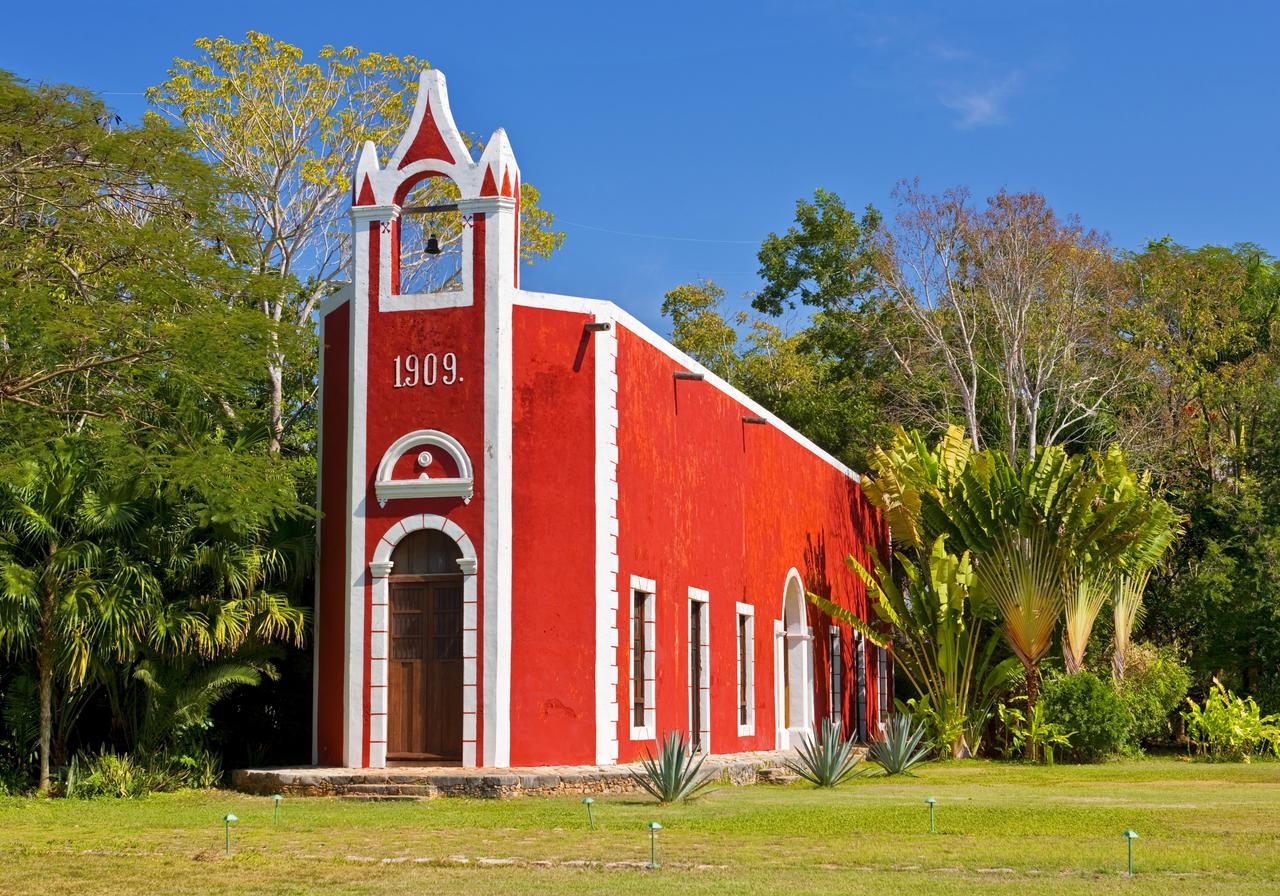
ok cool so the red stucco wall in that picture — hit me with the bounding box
[613,326,881,760]
[316,301,350,766]
[508,305,599,765]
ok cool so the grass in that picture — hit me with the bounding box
[1,759,1278,895]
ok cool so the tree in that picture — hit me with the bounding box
[938,443,1179,705]
[810,427,1014,758]
[0,440,151,792]
[0,69,274,440]
[754,185,1137,464]
[0,431,309,791]
[661,280,741,381]
[0,71,312,786]
[872,184,1134,464]
[663,277,898,469]
[1123,243,1280,705]
[148,33,565,454]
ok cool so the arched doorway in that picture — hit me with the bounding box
[387,529,464,764]
[778,571,814,748]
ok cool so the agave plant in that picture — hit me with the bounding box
[868,713,932,776]
[785,718,864,787]
[630,730,716,804]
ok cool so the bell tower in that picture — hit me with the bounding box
[315,70,521,768]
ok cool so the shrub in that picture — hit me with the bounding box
[630,730,716,804]
[995,698,1072,764]
[1184,679,1280,761]
[1118,642,1190,745]
[1040,672,1129,762]
[66,750,160,799]
[64,748,223,798]
[785,718,864,787]
[867,713,931,776]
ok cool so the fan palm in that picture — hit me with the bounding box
[0,440,153,792]
[815,426,1014,757]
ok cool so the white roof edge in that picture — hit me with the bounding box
[514,288,862,483]
[319,281,354,316]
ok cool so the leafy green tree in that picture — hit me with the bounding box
[1124,243,1280,707]
[662,277,897,469]
[0,69,274,441]
[938,444,1179,705]
[755,185,1137,465]
[661,280,741,381]
[0,71,312,787]
[148,33,565,453]
[754,188,881,317]
[0,433,309,791]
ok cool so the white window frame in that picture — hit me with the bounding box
[629,575,657,741]
[688,588,711,753]
[735,601,756,737]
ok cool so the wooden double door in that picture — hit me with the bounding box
[387,577,463,764]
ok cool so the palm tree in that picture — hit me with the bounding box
[943,444,1180,705]
[0,440,153,792]
[0,435,311,791]
[816,426,1016,758]
[1061,446,1180,676]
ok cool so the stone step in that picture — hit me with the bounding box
[756,767,801,785]
[337,783,440,800]
[338,792,429,802]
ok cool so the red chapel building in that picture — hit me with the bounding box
[313,71,889,769]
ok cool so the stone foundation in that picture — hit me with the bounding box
[231,749,819,800]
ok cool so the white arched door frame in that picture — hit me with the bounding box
[367,513,479,769]
[775,568,815,750]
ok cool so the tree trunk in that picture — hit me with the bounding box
[1063,645,1084,676]
[1025,661,1040,710]
[37,581,56,794]
[268,354,284,456]
[38,645,52,794]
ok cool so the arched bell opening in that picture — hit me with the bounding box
[397,176,465,294]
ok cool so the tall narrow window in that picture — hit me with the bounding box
[688,588,710,753]
[877,645,890,726]
[853,632,867,742]
[735,602,755,735]
[829,629,843,725]
[629,576,656,740]
[632,591,646,727]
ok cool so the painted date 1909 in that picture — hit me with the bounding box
[393,352,460,388]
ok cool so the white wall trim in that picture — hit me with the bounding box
[380,289,471,312]
[736,601,756,738]
[481,208,517,768]
[343,205,397,767]
[369,514,480,768]
[319,281,353,317]
[593,325,620,765]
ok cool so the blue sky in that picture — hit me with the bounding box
[6,1,1279,331]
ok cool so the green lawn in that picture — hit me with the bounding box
[1,760,1278,895]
